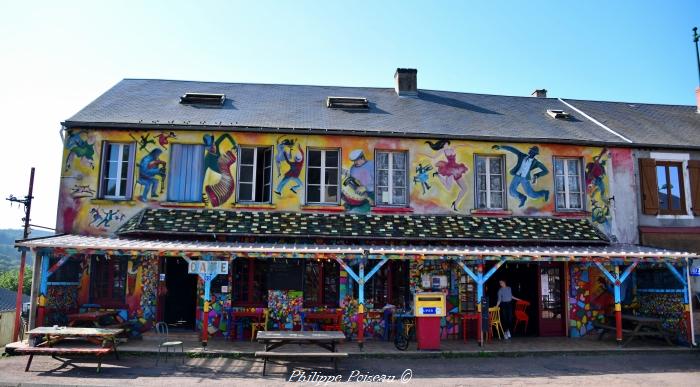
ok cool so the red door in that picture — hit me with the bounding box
[538,263,565,336]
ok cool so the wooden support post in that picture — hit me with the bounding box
[613,265,623,344]
[665,261,692,345]
[477,263,484,346]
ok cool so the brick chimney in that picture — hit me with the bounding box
[531,89,547,98]
[394,68,417,96]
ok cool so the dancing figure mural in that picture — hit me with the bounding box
[426,140,468,211]
[203,133,237,207]
[493,145,549,207]
[275,144,304,195]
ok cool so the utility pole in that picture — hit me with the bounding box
[694,27,700,86]
[6,167,35,342]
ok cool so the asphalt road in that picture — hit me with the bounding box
[0,352,698,386]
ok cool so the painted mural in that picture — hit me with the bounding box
[58,128,620,237]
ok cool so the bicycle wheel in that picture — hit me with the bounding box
[394,333,409,351]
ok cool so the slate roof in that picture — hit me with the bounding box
[116,209,609,244]
[562,99,700,149]
[63,79,631,146]
[0,288,29,313]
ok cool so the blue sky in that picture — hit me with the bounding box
[0,0,698,230]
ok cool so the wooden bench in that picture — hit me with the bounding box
[592,321,633,340]
[13,346,115,373]
[255,351,348,376]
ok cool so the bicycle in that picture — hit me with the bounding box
[394,317,416,351]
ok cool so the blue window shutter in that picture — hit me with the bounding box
[168,144,205,202]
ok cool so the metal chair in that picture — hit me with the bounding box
[154,322,184,365]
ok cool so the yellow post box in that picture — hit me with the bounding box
[414,292,446,317]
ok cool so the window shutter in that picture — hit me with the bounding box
[639,158,659,215]
[688,160,700,216]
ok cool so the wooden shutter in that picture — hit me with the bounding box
[639,158,659,215]
[688,160,700,216]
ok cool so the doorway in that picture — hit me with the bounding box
[164,258,197,330]
[486,262,539,336]
[538,262,565,336]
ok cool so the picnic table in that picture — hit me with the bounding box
[255,331,347,375]
[593,314,674,346]
[67,311,123,328]
[15,326,123,372]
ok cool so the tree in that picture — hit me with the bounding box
[0,268,32,295]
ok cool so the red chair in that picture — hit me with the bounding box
[514,300,530,333]
[321,310,344,332]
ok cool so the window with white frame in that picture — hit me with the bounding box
[237,146,273,203]
[306,149,339,204]
[554,157,583,210]
[475,155,505,209]
[99,142,135,199]
[376,151,408,206]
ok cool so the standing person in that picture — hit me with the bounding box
[496,280,521,339]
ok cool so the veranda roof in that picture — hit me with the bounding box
[15,234,698,262]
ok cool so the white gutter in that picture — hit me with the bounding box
[558,98,633,144]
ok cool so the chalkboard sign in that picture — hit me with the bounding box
[267,262,303,290]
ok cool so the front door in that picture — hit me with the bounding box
[538,262,565,336]
[164,258,198,329]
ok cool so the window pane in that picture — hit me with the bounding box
[567,159,579,175]
[570,193,582,209]
[556,193,566,208]
[308,167,321,184]
[325,169,338,185]
[376,152,389,168]
[656,166,668,209]
[476,157,486,174]
[378,187,390,205]
[377,170,389,187]
[304,262,321,305]
[489,157,501,174]
[239,183,253,201]
[555,176,565,193]
[108,161,118,180]
[555,159,564,175]
[668,166,682,210]
[478,191,487,208]
[392,152,406,168]
[325,186,338,202]
[106,179,117,196]
[393,188,405,204]
[240,165,254,183]
[490,192,503,208]
[325,151,338,167]
[121,145,130,163]
[478,175,486,190]
[307,185,321,203]
[568,176,580,191]
[392,171,406,188]
[240,148,255,164]
[489,175,502,191]
[308,150,321,167]
[119,179,128,196]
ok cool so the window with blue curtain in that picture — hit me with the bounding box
[168,143,205,202]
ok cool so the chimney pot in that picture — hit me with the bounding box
[531,89,548,98]
[394,68,418,96]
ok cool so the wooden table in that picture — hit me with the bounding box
[256,331,347,375]
[621,314,674,346]
[19,327,123,372]
[230,310,264,340]
[456,312,480,343]
[66,311,122,327]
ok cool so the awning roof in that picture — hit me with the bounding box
[15,234,698,262]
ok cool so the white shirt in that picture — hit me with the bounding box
[517,157,534,178]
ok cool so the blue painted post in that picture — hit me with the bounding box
[201,277,212,347]
[35,255,50,327]
[357,261,365,349]
[477,263,484,346]
[664,261,691,344]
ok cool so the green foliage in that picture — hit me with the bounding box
[0,267,32,295]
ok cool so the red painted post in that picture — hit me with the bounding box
[36,294,46,328]
[357,303,364,348]
[477,263,484,346]
[614,266,622,344]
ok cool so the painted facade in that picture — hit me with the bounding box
[58,128,625,239]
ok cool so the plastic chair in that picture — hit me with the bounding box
[514,300,530,333]
[154,322,184,365]
[250,309,269,342]
[488,307,504,341]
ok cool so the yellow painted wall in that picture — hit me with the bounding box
[58,129,615,236]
